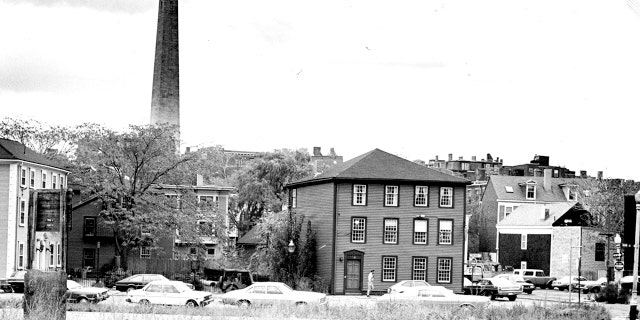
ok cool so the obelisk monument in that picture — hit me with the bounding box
[150,0,180,142]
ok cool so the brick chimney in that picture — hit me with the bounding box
[448,153,453,161]
[543,168,552,190]
[472,156,476,161]
[196,174,204,186]
[313,147,322,156]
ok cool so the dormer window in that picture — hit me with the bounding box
[525,181,536,200]
[568,188,577,201]
[505,186,514,193]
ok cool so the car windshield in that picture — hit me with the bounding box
[490,278,513,286]
[172,282,191,292]
[66,280,82,289]
[511,275,525,282]
[123,275,142,282]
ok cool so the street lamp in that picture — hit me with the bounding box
[288,240,295,253]
[630,190,640,320]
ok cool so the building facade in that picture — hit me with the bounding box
[286,149,470,294]
[0,138,69,278]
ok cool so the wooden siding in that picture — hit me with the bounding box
[68,198,116,274]
[499,233,551,274]
[334,183,465,293]
[295,183,335,289]
[0,165,10,278]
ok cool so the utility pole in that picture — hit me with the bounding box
[629,191,640,320]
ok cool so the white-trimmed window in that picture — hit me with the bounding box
[291,189,297,208]
[438,220,453,245]
[29,170,35,188]
[382,256,397,282]
[18,243,24,269]
[60,176,65,189]
[414,186,428,206]
[437,258,452,283]
[20,168,27,187]
[57,243,61,267]
[385,186,398,206]
[49,244,54,267]
[568,188,577,201]
[52,175,57,189]
[521,234,527,250]
[42,171,47,188]
[413,257,427,281]
[383,218,398,244]
[198,195,217,210]
[526,182,536,200]
[19,199,26,226]
[520,261,527,269]
[140,247,151,259]
[439,187,453,207]
[353,185,367,205]
[351,217,366,243]
[413,219,428,244]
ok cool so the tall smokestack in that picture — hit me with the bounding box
[151,0,180,142]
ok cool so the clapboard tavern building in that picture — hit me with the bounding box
[286,149,470,294]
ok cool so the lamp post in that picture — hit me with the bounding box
[630,191,640,320]
[615,233,623,291]
[287,239,295,284]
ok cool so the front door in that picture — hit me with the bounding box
[346,259,361,291]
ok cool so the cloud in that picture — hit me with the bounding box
[3,0,155,14]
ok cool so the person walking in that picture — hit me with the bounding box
[367,269,374,297]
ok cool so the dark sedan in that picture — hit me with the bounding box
[7,270,25,293]
[115,274,169,292]
[66,280,110,303]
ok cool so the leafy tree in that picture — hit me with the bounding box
[231,149,312,226]
[0,116,76,163]
[71,124,222,267]
[467,191,492,253]
[574,178,640,235]
[249,209,317,289]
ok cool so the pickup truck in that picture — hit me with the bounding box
[513,269,556,289]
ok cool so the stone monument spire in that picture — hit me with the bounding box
[150,0,180,142]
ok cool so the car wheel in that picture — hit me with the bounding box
[186,300,198,307]
[459,303,476,310]
[525,290,533,294]
[236,300,251,308]
[3,287,12,293]
[77,297,89,304]
[295,301,307,307]
[139,299,150,305]
[508,296,517,302]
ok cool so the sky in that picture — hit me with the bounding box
[2,0,640,180]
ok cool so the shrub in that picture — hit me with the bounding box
[595,284,629,304]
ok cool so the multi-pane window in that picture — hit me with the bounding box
[526,183,536,200]
[29,170,35,188]
[291,189,297,208]
[140,247,151,259]
[383,218,398,244]
[20,168,26,187]
[353,185,367,205]
[83,248,95,269]
[382,256,397,282]
[414,186,428,206]
[42,172,47,188]
[52,175,57,189]
[198,195,217,210]
[568,188,577,201]
[437,258,452,283]
[439,187,453,207]
[19,199,26,226]
[438,220,453,245]
[83,217,96,237]
[49,244,54,267]
[413,257,427,281]
[60,176,64,189]
[385,186,398,206]
[351,217,366,243]
[521,234,527,250]
[57,243,61,266]
[413,219,428,244]
[18,243,24,269]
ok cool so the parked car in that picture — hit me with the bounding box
[378,287,490,309]
[202,268,253,293]
[513,269,556,289]
[66,280,110,303]
[494,274,535,294]
[552,276,606,293]
[221,282,326,307]
[115,274,169,292]
[7,270,26,293]
[126,280,213,307]
[387,280,451,294]
[463,277,522,301]
[0,278,13,293]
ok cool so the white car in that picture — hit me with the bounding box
[126,280,213,307]
[221,282,326,307]
[378,287,490,309]
[387,280,452,295]
[494,274,535,294]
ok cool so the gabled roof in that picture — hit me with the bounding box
[488,175,578,202]
[497,202,577,227]
[236,227,262,245]
[0,138,68,171]
[288,149,470,187]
